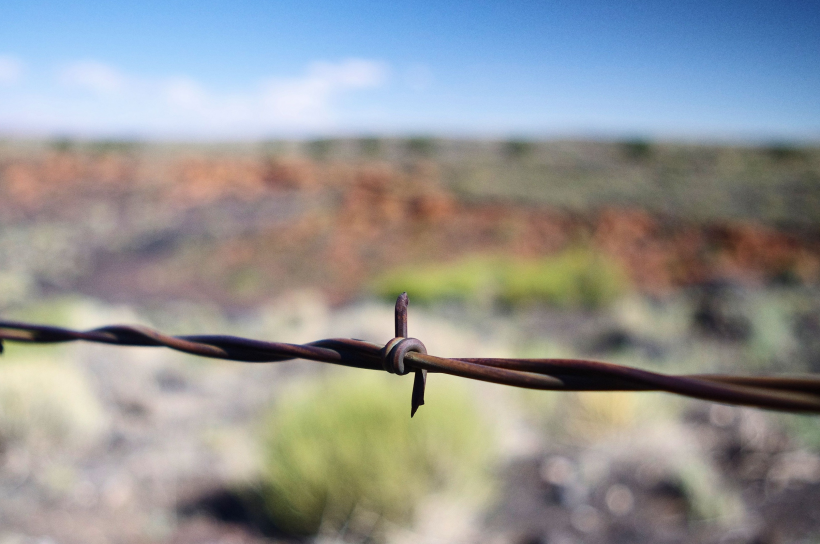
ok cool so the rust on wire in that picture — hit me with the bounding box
[1,293,820,415]
[395,292,408,338]
[395,291,427,417]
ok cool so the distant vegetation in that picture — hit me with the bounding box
[7,135,818,232]
[431,139,820,227]
[764,142,806,162]
[357,136,382,157]
[619,138,653,161]
[47,137,141,154]
[2,137,818,309]
[372,248,629,309]
[306,138,335,161]
[405,136,437,157]
[502,139,534,160]
[48,137,75,152]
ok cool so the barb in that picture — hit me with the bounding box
[1,294,820,415]
[395,292,427,417]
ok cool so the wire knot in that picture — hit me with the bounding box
[382,337,427,375]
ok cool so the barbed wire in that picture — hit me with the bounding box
[2,292,820,417]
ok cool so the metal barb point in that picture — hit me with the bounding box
[395,292,408,338]
[411,369,426,417]
[394,292,428,417]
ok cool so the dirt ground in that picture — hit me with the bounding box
[1,141,819,543]
[1,296,819,543]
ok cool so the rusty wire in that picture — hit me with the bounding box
[2,292,820,416]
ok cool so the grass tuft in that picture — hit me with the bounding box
[0,359,106,451]
[372,248,629,309]
[256,372,494,537]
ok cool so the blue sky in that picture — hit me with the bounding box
[0,0,818,140]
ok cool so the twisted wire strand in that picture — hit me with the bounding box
[1,318,820,413]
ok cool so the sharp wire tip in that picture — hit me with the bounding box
[411,368,427,418]
[395,292,409,339]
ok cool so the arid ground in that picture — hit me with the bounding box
[1,138,820,543]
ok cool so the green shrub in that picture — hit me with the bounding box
[764,142,805,162]
[405,137,437,157]
[49,137,75,152]
[358,137,382,158]
[0,359,106,451]
[257,372,494,537]
[306,139,334,160]
[620,138,653,161]
[372,249,629,309]
[778,413,820,451]
[499,249,628,308]
[502,139,534,160]
[86,139,140,155]
[372,255,497,305]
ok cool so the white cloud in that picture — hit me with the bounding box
[0,55,23,85]
[0,57,388,136]
[164,77,209,109]
[58,61,127,94]
[261,59,388,122]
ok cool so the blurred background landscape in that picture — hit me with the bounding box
[1,1,819,543]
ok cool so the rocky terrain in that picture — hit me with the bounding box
[1,140,819,308]
[1,139,820,543]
